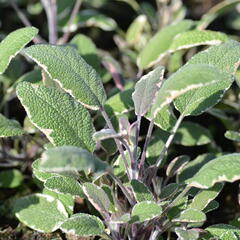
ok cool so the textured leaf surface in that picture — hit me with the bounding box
[187,154,240,189]
[14,193,68,232]
[83,183,110,214]
[23,44,106,110]
[44,176,84,197]
[133,66,164,116]
[221,231,239,240]
[173,208,206,223]
[131,201,162,223]
[16,82,95,151]
[0,114,24,137]
[39,146,108,174]
[130,179,154,202]
[137,20,194,69]
[203,200,219,213]
[225,130,240,142]
[60,213,105,237]
[175,228,199,240]
[169,30,228,52]
[166,155,190,177]
[93,129,120,141]
[0,27,38,74]
[0,169,23,188]
[160,183,179,200]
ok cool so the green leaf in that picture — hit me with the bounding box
[175,228,199,240]
[221,231,239,240]
[44,176,84,197]
[60,213,105,237]
[151,64,229,117]
[93,129,121,141]
[166,155,190,177]
[0,114,24,137]
[137,20,194,69]
[0,169,24,188]
[167,196,188,220]
[83,183,111,214]
[0,27,38,74]
[178,153,216,183]
[130,179,154,202]
[187,154,240,189]
[39,146,108,175]
[225,130,240,142]
[16,82,95,152]
[14,193,68,232]
[203,200,219,213]
[189,183,223,211]
[132,66,164,116]
[23,44,106,110]
[173,208,206,223]
[131,201,162,223]
[174,122,212,146]
[160,183,179,200]
[169,30,228,52]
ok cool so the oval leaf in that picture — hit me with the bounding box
[225,130,240,142]
[0,169,24,188]
[173,208,206,223]
[175,228,199,240]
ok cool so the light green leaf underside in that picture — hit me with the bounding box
[0,27,38,74]
[131,201,162,223]
[151,64,229,118]
[39,146,108,174]
[23,44,106,110]
[14,193,68,233]
[0,113,24,137]
[173,208,206,223]
[83,183,110,214]
[169,30,228,52]
[44,176,84,197]
[221,231,239,240]
[225,130,240,142]
[93,129,120,141]
[137,20,195,69]
[130,179,154,202]
[0,169,24,188]
[16,82,95,152]
[175,228,199,240]
[187,154,240,189]
[60,213,105,237]
[133,66,164,116]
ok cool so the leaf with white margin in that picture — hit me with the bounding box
[60,213,105,237]
[44,175,84,198]
[151,64,229,118]
[221,231,239,240]
[189,183,223,211]
[93,129,121,142]
[0,113,24,137]
[132,66,164,116]
[175,228,199,240]
[131,201,162,223]
[166,155,190,177]
[39,146,108,174]
[225,130,240,142]
[137,20,195,69]
[0,27,38,74]
[14,193,68,233]
[130,179,154,202]
[203,200,219,214]
[16,82,95,152]
[173,208,206,223]
[23,44,106,110]
[169,30,228,53]
[187,154,240,189]
[83,183,111,214]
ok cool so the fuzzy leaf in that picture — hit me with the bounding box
[189,183,223,211]
[169,30,228,52]
[14,193,68,232]
[83,183,111,214]
[93,129,121,141]
[60,213,105,237]
[131,201,162,223]
[0,169,24,188]
[160,183,179,200]
[225,130,240,142]
[203,200,219,213]
[173,208,206,223]
[16,82,95,152]
[44,176,84,197]
[130,179,154,202]
[133,66,164,116]
[137,20,194,69]
[39,146,108,175]
[175,228,199,240]
[221,231,239,240]
[0,27,38,74]
[0,114,24,137]
[187,154,240,189]
[23,44,106,110]
[167,155,190,177]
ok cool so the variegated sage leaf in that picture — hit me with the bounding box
[0,27,38,74]
[23,44,106,110]
[225,130,240,142]
[16,82,95,152]
[175,228,199,240]
[173,208,206,223]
